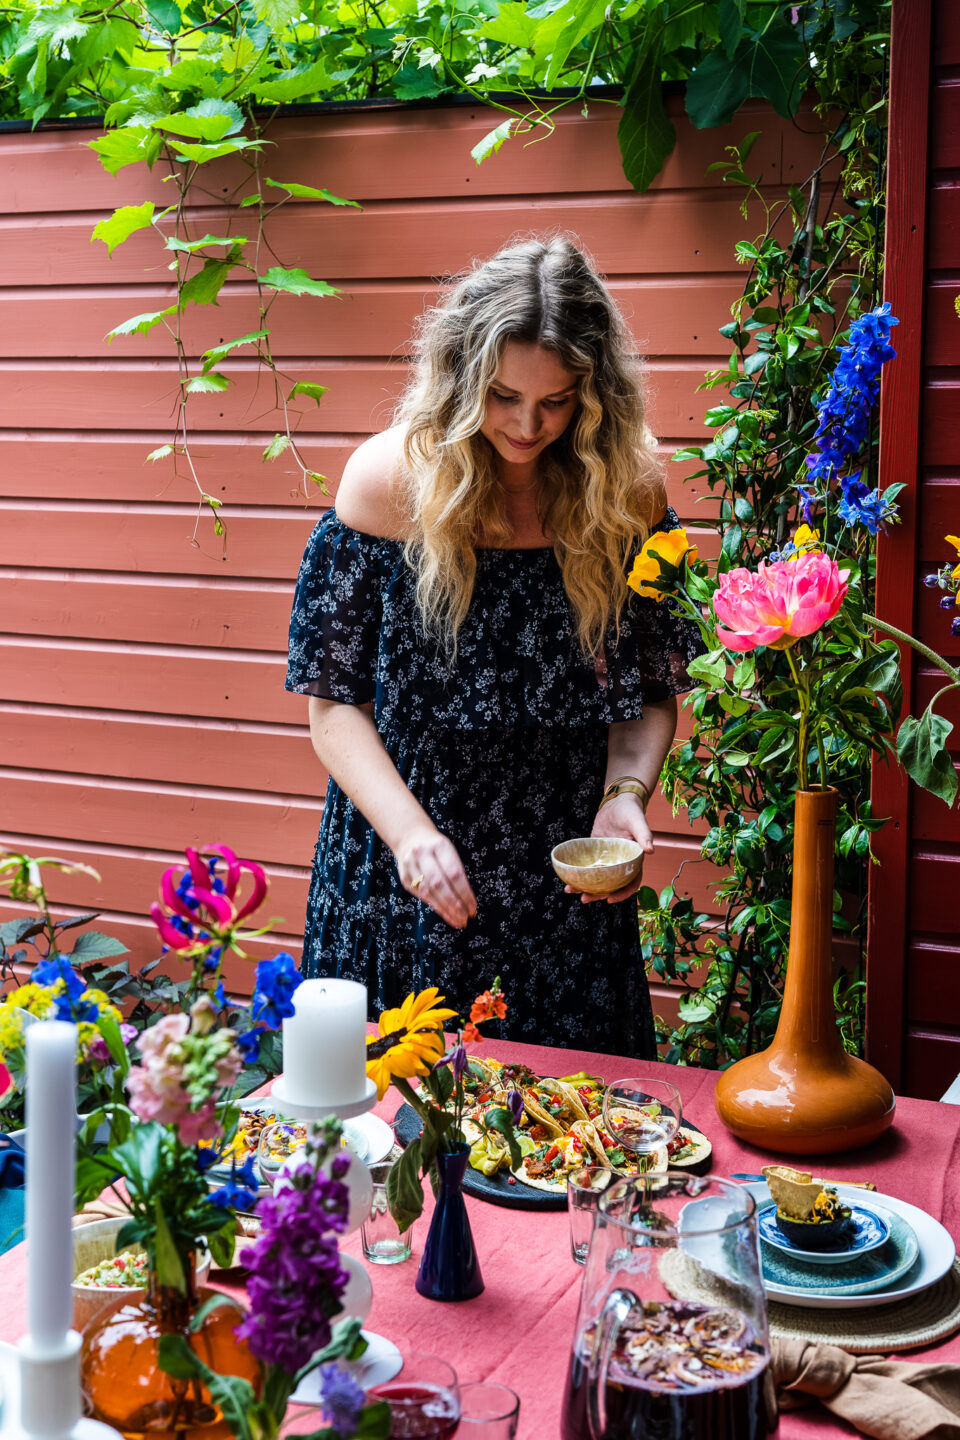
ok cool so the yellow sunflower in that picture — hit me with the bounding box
[946,535,960,580]
[366,987,459,1101]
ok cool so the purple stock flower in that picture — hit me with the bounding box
[317,1364,366,1437]
[508,1088,524,1126]
[234,1171,351,1373]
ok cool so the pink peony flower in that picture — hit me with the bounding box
[713,551,849,653]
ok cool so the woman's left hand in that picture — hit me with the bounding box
[564,793,653,904]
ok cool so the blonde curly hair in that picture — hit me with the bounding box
[397,234,663,658]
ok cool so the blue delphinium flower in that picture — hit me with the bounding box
[317,1364,366,1438]
[837,475,898,535]
[800,304,899,525]
[250,953,303,1029]
[33,957,85,999]
[210,1154,260,1211]
[236,1026,265,1064]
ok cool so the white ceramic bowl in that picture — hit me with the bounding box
[551,837,644,896]
[71,1217,211,1332]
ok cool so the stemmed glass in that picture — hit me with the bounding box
[601,1078,681,1171]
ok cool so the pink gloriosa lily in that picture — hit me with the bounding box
[150,903,193,951]
[713,551,849,653]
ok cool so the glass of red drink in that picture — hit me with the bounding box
[368,1352,461,1438]
[560,1172,778,1440]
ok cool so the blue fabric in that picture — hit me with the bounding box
[286,510,704,1058]
[0,1136,25,1256]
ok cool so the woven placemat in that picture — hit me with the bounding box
[768,1258,960,1353]
[661,1250,960,1355]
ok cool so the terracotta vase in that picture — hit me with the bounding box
[714,787,896,1155]
[81,1259,261,1440]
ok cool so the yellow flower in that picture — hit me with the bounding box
[627,528,698,601]
[791,524,822,558]
[366,986,459,1101]
[947,536,960,580]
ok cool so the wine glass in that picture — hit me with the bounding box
[602,1078,681,1170]
[368,1352,461,1437]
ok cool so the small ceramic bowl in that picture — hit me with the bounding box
[551,837,644,896]
[72,1217,211,1332]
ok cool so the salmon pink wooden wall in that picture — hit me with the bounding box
[0,96,829,1017]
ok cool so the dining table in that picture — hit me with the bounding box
[1,1036,959,1439]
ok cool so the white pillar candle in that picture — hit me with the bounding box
[25,1020,77,1354]
[281,978,368,1107]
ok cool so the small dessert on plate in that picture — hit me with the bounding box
[763,1165,854,1248]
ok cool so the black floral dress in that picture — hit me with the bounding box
[285,508,703,1058]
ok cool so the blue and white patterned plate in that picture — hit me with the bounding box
[760,1207,919,1296]
[758,1200,889,1264]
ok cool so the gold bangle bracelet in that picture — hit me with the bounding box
[599,775,651,811]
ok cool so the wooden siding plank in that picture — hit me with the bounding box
[904,1026,960,1101]
[909,848,960,933]
[0,101,830,214]
[0,573,294,650]
[0,638,295,722]
[0,706,325,796]
[930,80,960,170]
[0,278,742,361]
[0,361,721,441]
[0,507,719,579]
[925,280,960,365]
[922,381,960,467]
[0,193,801,288]
[933,0,960,65]
[926,184,960,270]
[914,780,960,842]
[907,939,960,1024]
[867,0,932,1086]
[0,434,720,516]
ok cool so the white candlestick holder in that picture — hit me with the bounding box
[0,1333,124,1440]
[269,1074,378,1122]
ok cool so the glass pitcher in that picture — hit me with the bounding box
[560,1172,778,1440]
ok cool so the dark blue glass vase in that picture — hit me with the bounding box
[415,1143,484,1301]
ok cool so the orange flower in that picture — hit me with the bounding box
[470,989,508,1024]
[462,1022,482,1045]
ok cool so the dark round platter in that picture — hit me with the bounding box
[391,1103,712,1211]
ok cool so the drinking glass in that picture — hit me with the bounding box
[567,1165,615,1265]
[362,1160,413,1264]
[560,1172,778,1440]
[601,1077,681,1168]
[458,1383,519,1437]
[368,1352,461,1438]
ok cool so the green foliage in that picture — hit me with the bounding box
[649,3,893,1067]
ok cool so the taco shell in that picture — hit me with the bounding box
[762,1165,822,1219]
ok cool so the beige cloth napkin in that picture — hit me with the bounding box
[773,1338,960,1438]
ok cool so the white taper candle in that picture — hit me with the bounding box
[281,978,367,1107]
[25,1020,77,1354]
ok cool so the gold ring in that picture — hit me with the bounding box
[411,875,424,891]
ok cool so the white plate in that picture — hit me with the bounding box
[745,1182,956,1310]
[343,1112,394,1167]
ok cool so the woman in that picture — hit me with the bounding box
[286,236,703,1056]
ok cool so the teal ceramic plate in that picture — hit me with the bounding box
[761,1206,919,1296]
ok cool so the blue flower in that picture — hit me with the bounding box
[508,1088,524,1126]
[798,486,819,527]
[236,1026,264,1064]
[210,1155,260,1212]
[202,946,223,973]
[214,981,227,1010]
[196,1142,222,1174]
[250,953,303,1030]
[33,957,85,1000]
[317,1363,366,1437]
[837,476,898,535]
[953,617,960,637]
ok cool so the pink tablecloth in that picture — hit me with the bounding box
[3,1039,959,1439]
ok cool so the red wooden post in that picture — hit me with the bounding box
[866,0,933,1087]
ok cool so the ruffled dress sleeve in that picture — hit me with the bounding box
[604,506,706,710]
[285,512,384,702]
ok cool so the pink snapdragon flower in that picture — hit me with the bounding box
[126,1011,241,1146]
[713,551,850,652]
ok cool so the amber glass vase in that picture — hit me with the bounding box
[81,1260,261,1440]
[714,787,896,1155]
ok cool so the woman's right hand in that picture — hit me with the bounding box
[394,827,477,929]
